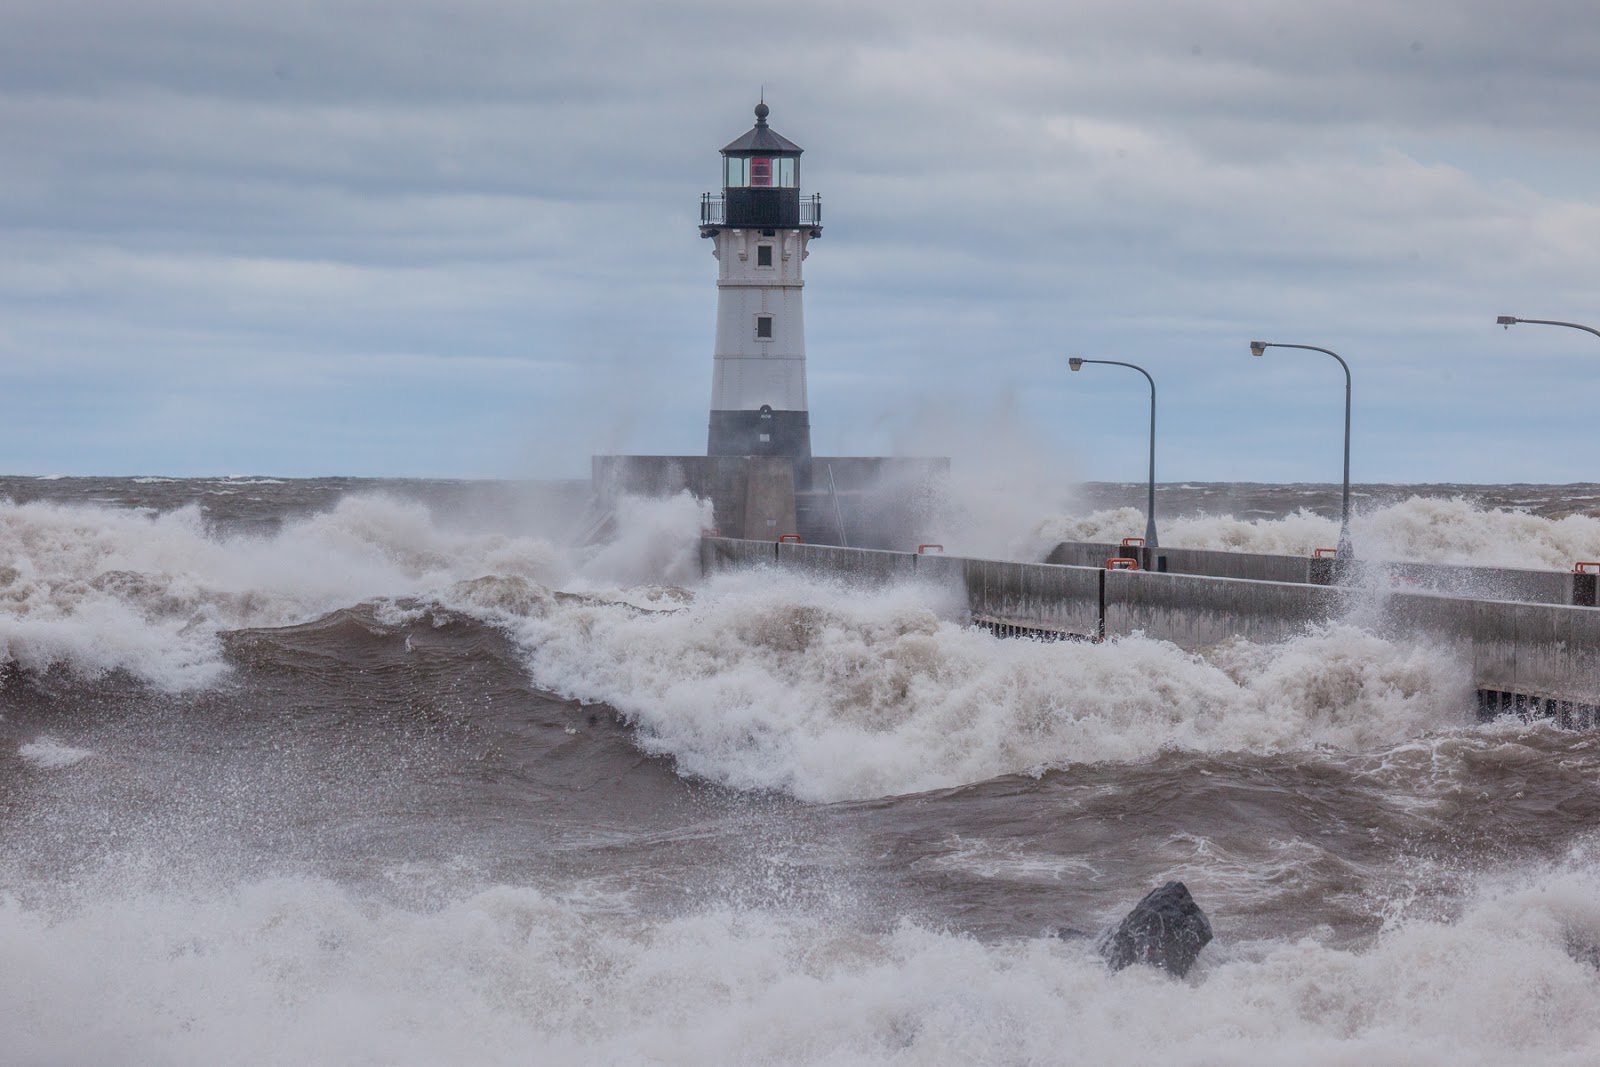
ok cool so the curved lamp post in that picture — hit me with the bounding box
[1250,340,1355,560]
[1495,315,1600,341]
[1068,357,1158,549]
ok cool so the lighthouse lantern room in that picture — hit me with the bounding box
[700,101,822,458]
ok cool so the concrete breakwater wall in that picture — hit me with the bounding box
[1103,569,1341,647]
[1045,541,1595,607]
[1385,592,1600,707]
[1046,542,1319,585]
[702,537,1108,637]
[702,537,1600,711]
[703,537,1340,646]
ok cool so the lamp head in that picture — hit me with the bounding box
[1068,357,1084,371]
[1249,341,1267,357]
[1496,315,1518,327]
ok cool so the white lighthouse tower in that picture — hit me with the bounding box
[593,102,943,547]
[700,101,822,458]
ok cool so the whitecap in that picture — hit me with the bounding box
[1031,494,1600,570]
[19,737,92,769]
[514,570,1468,803]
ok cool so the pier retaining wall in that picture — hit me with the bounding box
[1046,540,1594,607]
[1103,569,1340,646]
[701,537,1600,709]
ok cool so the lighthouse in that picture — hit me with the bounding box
[592,101,944,549]
[700,101,823,459]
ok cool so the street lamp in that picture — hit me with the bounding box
[1249,340,1355,560]
[1495,315,1600,341]
[1068,356,1158,549]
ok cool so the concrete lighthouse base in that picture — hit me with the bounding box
[592,454,948,550]
[707,409,812,460]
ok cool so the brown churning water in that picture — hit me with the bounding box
[5,476,1600,1063]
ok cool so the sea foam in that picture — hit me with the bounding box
[1031,495,1600,570]
[5,859,1600,1066]
[515,569,1470,802]
[0,494,567,689]
[17,737,93,769]
[0,486,1532,793]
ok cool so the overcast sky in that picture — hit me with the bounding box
[4,0,1600,482]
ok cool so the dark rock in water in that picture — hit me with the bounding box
[1098,881,1213,978]
[1564,930,1600,971]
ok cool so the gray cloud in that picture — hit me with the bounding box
[2,0,1598,480]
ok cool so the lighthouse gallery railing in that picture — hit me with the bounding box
[700,193,822,228]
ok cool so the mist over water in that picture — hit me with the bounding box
[6,475,1600,1064]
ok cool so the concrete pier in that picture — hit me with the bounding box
[701,536,1600,721]
[1045,540,1597,607]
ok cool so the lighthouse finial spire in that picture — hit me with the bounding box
[754,91,769,126]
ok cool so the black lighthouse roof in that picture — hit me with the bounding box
[720,102,802,155]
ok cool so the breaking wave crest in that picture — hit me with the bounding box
[516,571,1471,802]
[0,491,707,690]
[1031,494,1600,569]
[7,854,1600,1065]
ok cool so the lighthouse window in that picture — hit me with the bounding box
[757,244,773,267]
[725,156,745,187]
[749,157,773,186]
[778,157,795,187]
[756,315,773,339]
